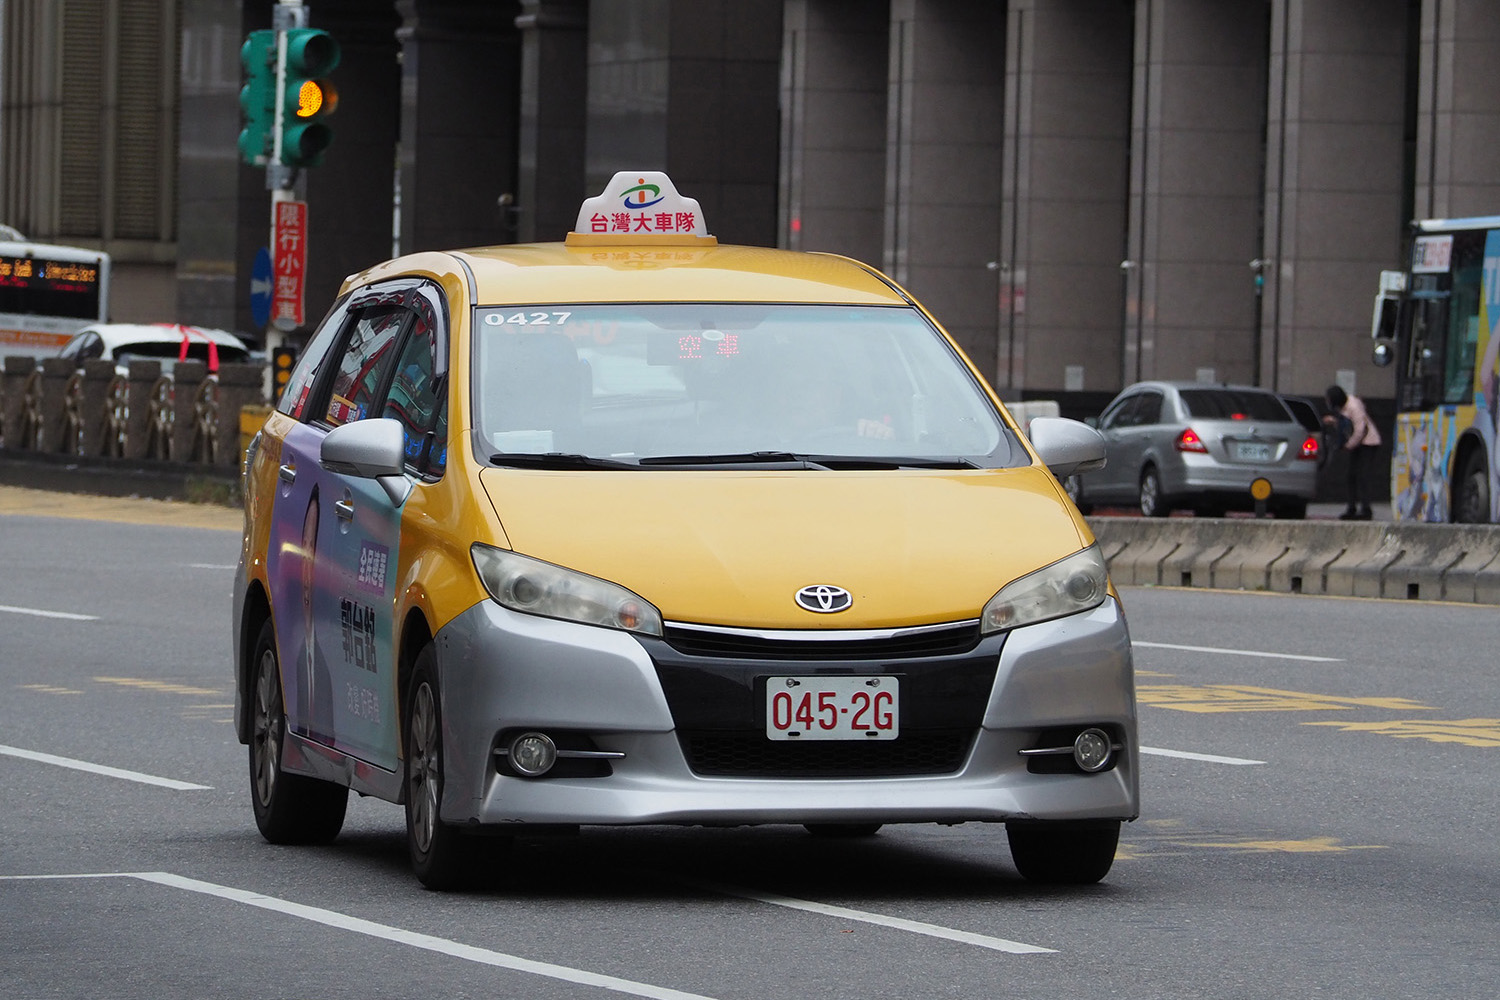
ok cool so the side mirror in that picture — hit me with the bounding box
[1028,416,1107,478]
[321,417,412,506]
[1372,338,1395,368]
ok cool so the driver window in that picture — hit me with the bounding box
[324,308,407,427]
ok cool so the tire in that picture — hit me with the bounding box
[1138,466,1168,518]
[804,823,882,838]
[1454,451,1490,524]
[405,646,483,890]
[1006,820,1120,885]
[248,620,348,845]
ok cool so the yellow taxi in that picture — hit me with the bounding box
[231,172,1137,889]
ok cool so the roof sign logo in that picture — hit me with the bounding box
[569,171,713,243]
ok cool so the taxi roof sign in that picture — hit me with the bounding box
[566,171,717,247]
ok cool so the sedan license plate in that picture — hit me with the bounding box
[765,676,898,740]
[1235,441,1274,462]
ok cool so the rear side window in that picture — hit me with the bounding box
[1179,389,1291,422]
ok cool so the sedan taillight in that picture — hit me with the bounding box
[1176,428,1208,453]
[1299,435,1320,460]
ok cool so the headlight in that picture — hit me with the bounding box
[470,543,663,636]
[980,544,1109,634]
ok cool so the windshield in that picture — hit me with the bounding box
[471,304,1017,467]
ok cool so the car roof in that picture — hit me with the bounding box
[74,323,249,350]
[342,243,911,307]
[1119,380,1280,394]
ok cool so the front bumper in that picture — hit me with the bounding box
[434,597,1139,828]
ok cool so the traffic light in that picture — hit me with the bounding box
[278,28,341,167]
[238,30,277,166]
[271,346,298,400]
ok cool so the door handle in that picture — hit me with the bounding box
[278,463,296,484]
[334,498,355,522]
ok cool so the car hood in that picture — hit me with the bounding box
[477,465,1091,629]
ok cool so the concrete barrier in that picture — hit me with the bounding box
[1089,516,1500,605]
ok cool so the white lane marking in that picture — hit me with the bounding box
[0,603,97,621]
[1141,746,1264,766]
[1134,640,1340,663]
[188,563,236,570]
[694,880,1054,954]
[0,872,719,1000]
[0,745,211,790]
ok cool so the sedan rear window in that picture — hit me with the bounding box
[1178,389,1293,422]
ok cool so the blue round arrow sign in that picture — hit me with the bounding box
[250,247,273,327]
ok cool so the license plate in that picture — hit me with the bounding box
[765,676,899,740]
[1235,441,1274,462]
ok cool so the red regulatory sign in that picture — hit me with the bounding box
[272,200,308,330]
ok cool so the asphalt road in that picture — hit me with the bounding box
[2,487,1496,999]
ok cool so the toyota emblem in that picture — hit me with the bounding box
[795,584,853,613]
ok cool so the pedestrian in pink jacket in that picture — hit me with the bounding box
[1323,385,1382,520]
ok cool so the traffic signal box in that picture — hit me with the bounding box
[279,29,341,168]
[237,27,341,169]
[271,346,298,400]
[238,30,277,166]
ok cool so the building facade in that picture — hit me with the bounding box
[5,0,1500,410]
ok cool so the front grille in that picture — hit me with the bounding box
[663,622,982,660]
[679,729,974,777]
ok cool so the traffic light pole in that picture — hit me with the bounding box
[264,0,306,395]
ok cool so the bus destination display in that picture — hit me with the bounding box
[0,252,103,320]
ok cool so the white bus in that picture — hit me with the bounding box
[0,238,111,360]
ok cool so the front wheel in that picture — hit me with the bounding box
[405,646,486,889]
[1454,451,1490,523]
[1006,820,1120,884]
[1138,467,1168,517]
[248,620,348,845]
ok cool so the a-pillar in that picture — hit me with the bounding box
[885,0,1005,378]
[779,0,886,265]
[998,0,1132,397]
[1260,0,1407,398]
[1125,0,1267,386]
[515,0,588,243]
[1413,2,1500,219]
[396,0,522,252]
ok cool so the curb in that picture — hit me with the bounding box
[0,448,241,506]
[1088,516,1500,605]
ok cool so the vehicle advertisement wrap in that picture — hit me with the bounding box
[266,422,401,772]
[1479,231,1500,522]
[1392,407,1461,521]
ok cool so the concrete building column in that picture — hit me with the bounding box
[778,0,886,265]
[999,0,1132,398]
[1260,0,1407,398]
[1125,0,1267,386]
[885,0,1005,378]
[396,0,522,252]
[1413,1,1500,220]
[515,0,589,243]
[585,0,782,246]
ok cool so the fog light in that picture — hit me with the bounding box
[509,732,557,777]
[1073,728,1114,772]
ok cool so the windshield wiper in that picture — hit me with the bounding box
[489,452,638,470]
[637,452,982,470]
[637,451,831,469]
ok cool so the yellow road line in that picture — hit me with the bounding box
[0,485,240,531]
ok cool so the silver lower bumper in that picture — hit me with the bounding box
[434,597,1139,828]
